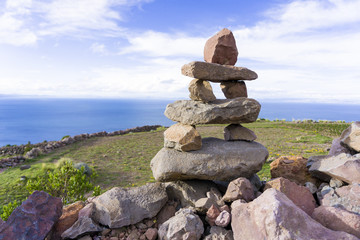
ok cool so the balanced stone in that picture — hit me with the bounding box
[340,121,360,153]
[181,61,257,82]
[188,79,216,103]
[204,28,238,66]
[164,98,261,125]
[220,81,248,99]
[224,124,257,141]
[150,137,268,182]
[164,123,202,152]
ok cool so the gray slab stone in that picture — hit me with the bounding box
[164,98,260,125]
[151,137,268,182]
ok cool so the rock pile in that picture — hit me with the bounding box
[2,30,360,240]
[151,28,269,182]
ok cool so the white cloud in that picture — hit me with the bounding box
[0,0,153,45]
[119,30,206,58]
[90,42,107,54]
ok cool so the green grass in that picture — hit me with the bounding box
[0,121,346,212]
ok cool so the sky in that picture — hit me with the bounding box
[0,0,360,103]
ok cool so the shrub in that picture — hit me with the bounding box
[26,158,100,205]
[1,200,20,221]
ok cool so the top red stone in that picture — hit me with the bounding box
[204,28,238,66]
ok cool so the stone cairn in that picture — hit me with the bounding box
[151,28,269,182]
[3,29,360,240]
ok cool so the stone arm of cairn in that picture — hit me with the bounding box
[150,28,268,182]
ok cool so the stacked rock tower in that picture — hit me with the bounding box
[151,28,269,182]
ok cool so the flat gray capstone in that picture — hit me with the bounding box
[151,137,268,182]
[164,98,260,125]
[181,61,257,82]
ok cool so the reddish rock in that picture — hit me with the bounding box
[145,228,158,240]
[0,191,62,240]
[51,201,85,240]
[264,177,316,215]
[219,204,230,213]
[205,204,221,226]
[156,201,177,226]
[220,81,248,99]
[222,177,254,202]
[231,188,358,240]
[312,206,360,238]
[215,210,231,227]
[270,155,320,186]
[322,183,360,215]
[204,28,238,66]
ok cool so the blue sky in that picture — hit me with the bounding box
[0,0,360,103]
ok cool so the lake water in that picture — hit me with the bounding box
[0,98,359,147]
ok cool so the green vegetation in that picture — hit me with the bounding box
[0,121,349,217]
[1,200,20,221]
[0,158,101,220]
[26,158,101,205]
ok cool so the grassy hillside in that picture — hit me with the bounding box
[0,121,350,212]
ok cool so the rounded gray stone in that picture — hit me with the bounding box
[150,137,268,182]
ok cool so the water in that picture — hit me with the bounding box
[0,98,359,147]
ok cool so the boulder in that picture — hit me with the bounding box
[51,201,85,240]
[165,180,220,208]
[220,81,247,99]
[145,228,158,240]
[340,121,360,152]
[151,137,268,182]
[264,177,316,215]
[312,206,360,238]
[91,183,168,228]
[165,98,261,125]
[305,182,318,194]
[329,177,344,188]
[308,153,360,184]
[188,79,216,103]
[205,204,221,226]
[321,183,360,215]
[222,177,255,202]
[61,216,103,239]
[329,138,351,156]
[164,123,202,152]
[158,208,204,240]
[215,210,231,228]
[156,201,177,226]
[231,188,358,240]
[195,197,221,214]
[204,28,238,66]
[204,226,234,240]
[0,191,62,240]
[271,156,321,186]
[181,61,258,82]
[223,124,256,141]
